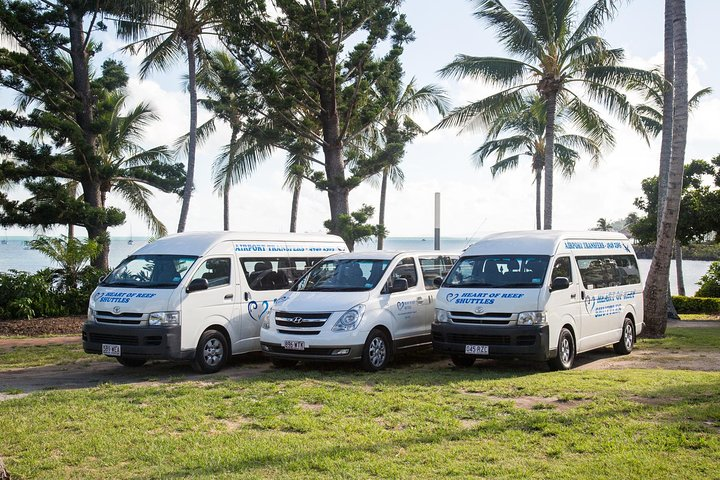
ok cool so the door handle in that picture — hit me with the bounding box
[224,294,234,300]
[417,296,424,304]
[570,294,577,299]
[580,291,585,300]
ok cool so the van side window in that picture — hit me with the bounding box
[576,255,640,289]
[191,258,231,288]
[551,257,572,283]
[419,255,456,290]
[390,257,418,288]
[240,257,323,291]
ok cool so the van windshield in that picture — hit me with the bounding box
[443,255,550,288]
[293,259,391,292]
[101,255,198,288]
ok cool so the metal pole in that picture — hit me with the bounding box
[434,192,440,250]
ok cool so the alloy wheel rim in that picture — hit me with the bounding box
[560,337,571,365]
[624,323,633,349]
[204,338,223,366]
[369,337,386,367]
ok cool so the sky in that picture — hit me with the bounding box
[2,0,719,242]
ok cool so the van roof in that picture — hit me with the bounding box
[463,230,630,256]
[132,231,346,257]
[325,250,458,261]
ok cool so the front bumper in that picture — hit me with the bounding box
[82,322,192,360]
[431,322,551,361]
[260,328,366,362]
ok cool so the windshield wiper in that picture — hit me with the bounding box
[501,282,538,288]
[103,281,137,287]
[457,282,493,287]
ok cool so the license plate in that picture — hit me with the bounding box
[282,340,306,351]
[102,344,121,356]
[465,344,489,355]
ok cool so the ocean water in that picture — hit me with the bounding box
[0,236,711,296]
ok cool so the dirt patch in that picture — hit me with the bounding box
[0,316,84,336]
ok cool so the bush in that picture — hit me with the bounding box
[696,261,720,297]
[0,267,105,320]
[672,295,720,314]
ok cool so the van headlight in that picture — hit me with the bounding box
[435,309,450,323]
[88,308,96,323]
[332,304,365,332]
[149,311,180,326]
[517,311,546,325]
[262,309,273,330]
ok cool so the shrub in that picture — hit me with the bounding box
[672,295,720,314]
[0,267,105,320]
[696,261,720,298]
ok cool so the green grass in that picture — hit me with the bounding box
[0,343,102,371]
[0,327,718,479]
[638,327,720,350]
[679,313,720,321]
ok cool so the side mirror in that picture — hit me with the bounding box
[98,274,108,285]
[186,278,209,293]
[550,277,570,292]
[390,277,409,293]
[433,276,443,288]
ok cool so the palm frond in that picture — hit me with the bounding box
[569,0,622,44]
[433,88,527,133]
[212,137,273,193]
[471,135,529,168]
[489,154,521,177]
[473,0,542,59]
[113,180,168,237]
[173,118,217,157]
[438,55,535,86]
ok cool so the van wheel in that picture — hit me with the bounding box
[548,327,575,371]
[613,317,635,355]
[361,329,390,372]
[116,357,146,368]
[192,329,228,374]
[450,354,475,367]
[271,358,298,368]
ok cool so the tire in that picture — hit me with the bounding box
[116,357,146,368]
[613,317,635,355]
[450,354,475,367]
[361,329,391,372]
[271,358,298,368]
[548,327,575,371]
[191,329,228,374]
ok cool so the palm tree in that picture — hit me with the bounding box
[192,50,263,230]
[472,94,605,229]
[437,0,654,229]
[95,92,182,237]
[644,0,689,337]
[363,79,449,249]
[116,0,219,233]
[635,73,711,298]
[28,235,101,290]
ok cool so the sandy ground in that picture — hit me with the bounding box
[0,319,718,400]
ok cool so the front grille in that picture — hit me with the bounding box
[266,345,335,355]
[89,333,140,346]
[277,330,320,336]
[96,317,142,325]
[446,333,512,345]
[276,320,325,328]
[97,311,143,318]
[275,311,331,329]
[516,335,536,346]
[96,311,144,325]
[450,311,512,325]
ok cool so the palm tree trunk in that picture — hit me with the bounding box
[675,241,686,296]
[657,0,675,230]
[177,38,198,233]
[543,90,557,230]
[644,0,688,337]
[377,167,389,250]
[224,126,240,231]
[534,159,542,230]
[290,181,301,233]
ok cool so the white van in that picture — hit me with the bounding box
[432,231,643,370]
[259,251,457,371]
[82,232,347,373]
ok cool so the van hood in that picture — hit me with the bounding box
[435,287,541,313]
[89,286,174,314]
[273,290,372,313]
